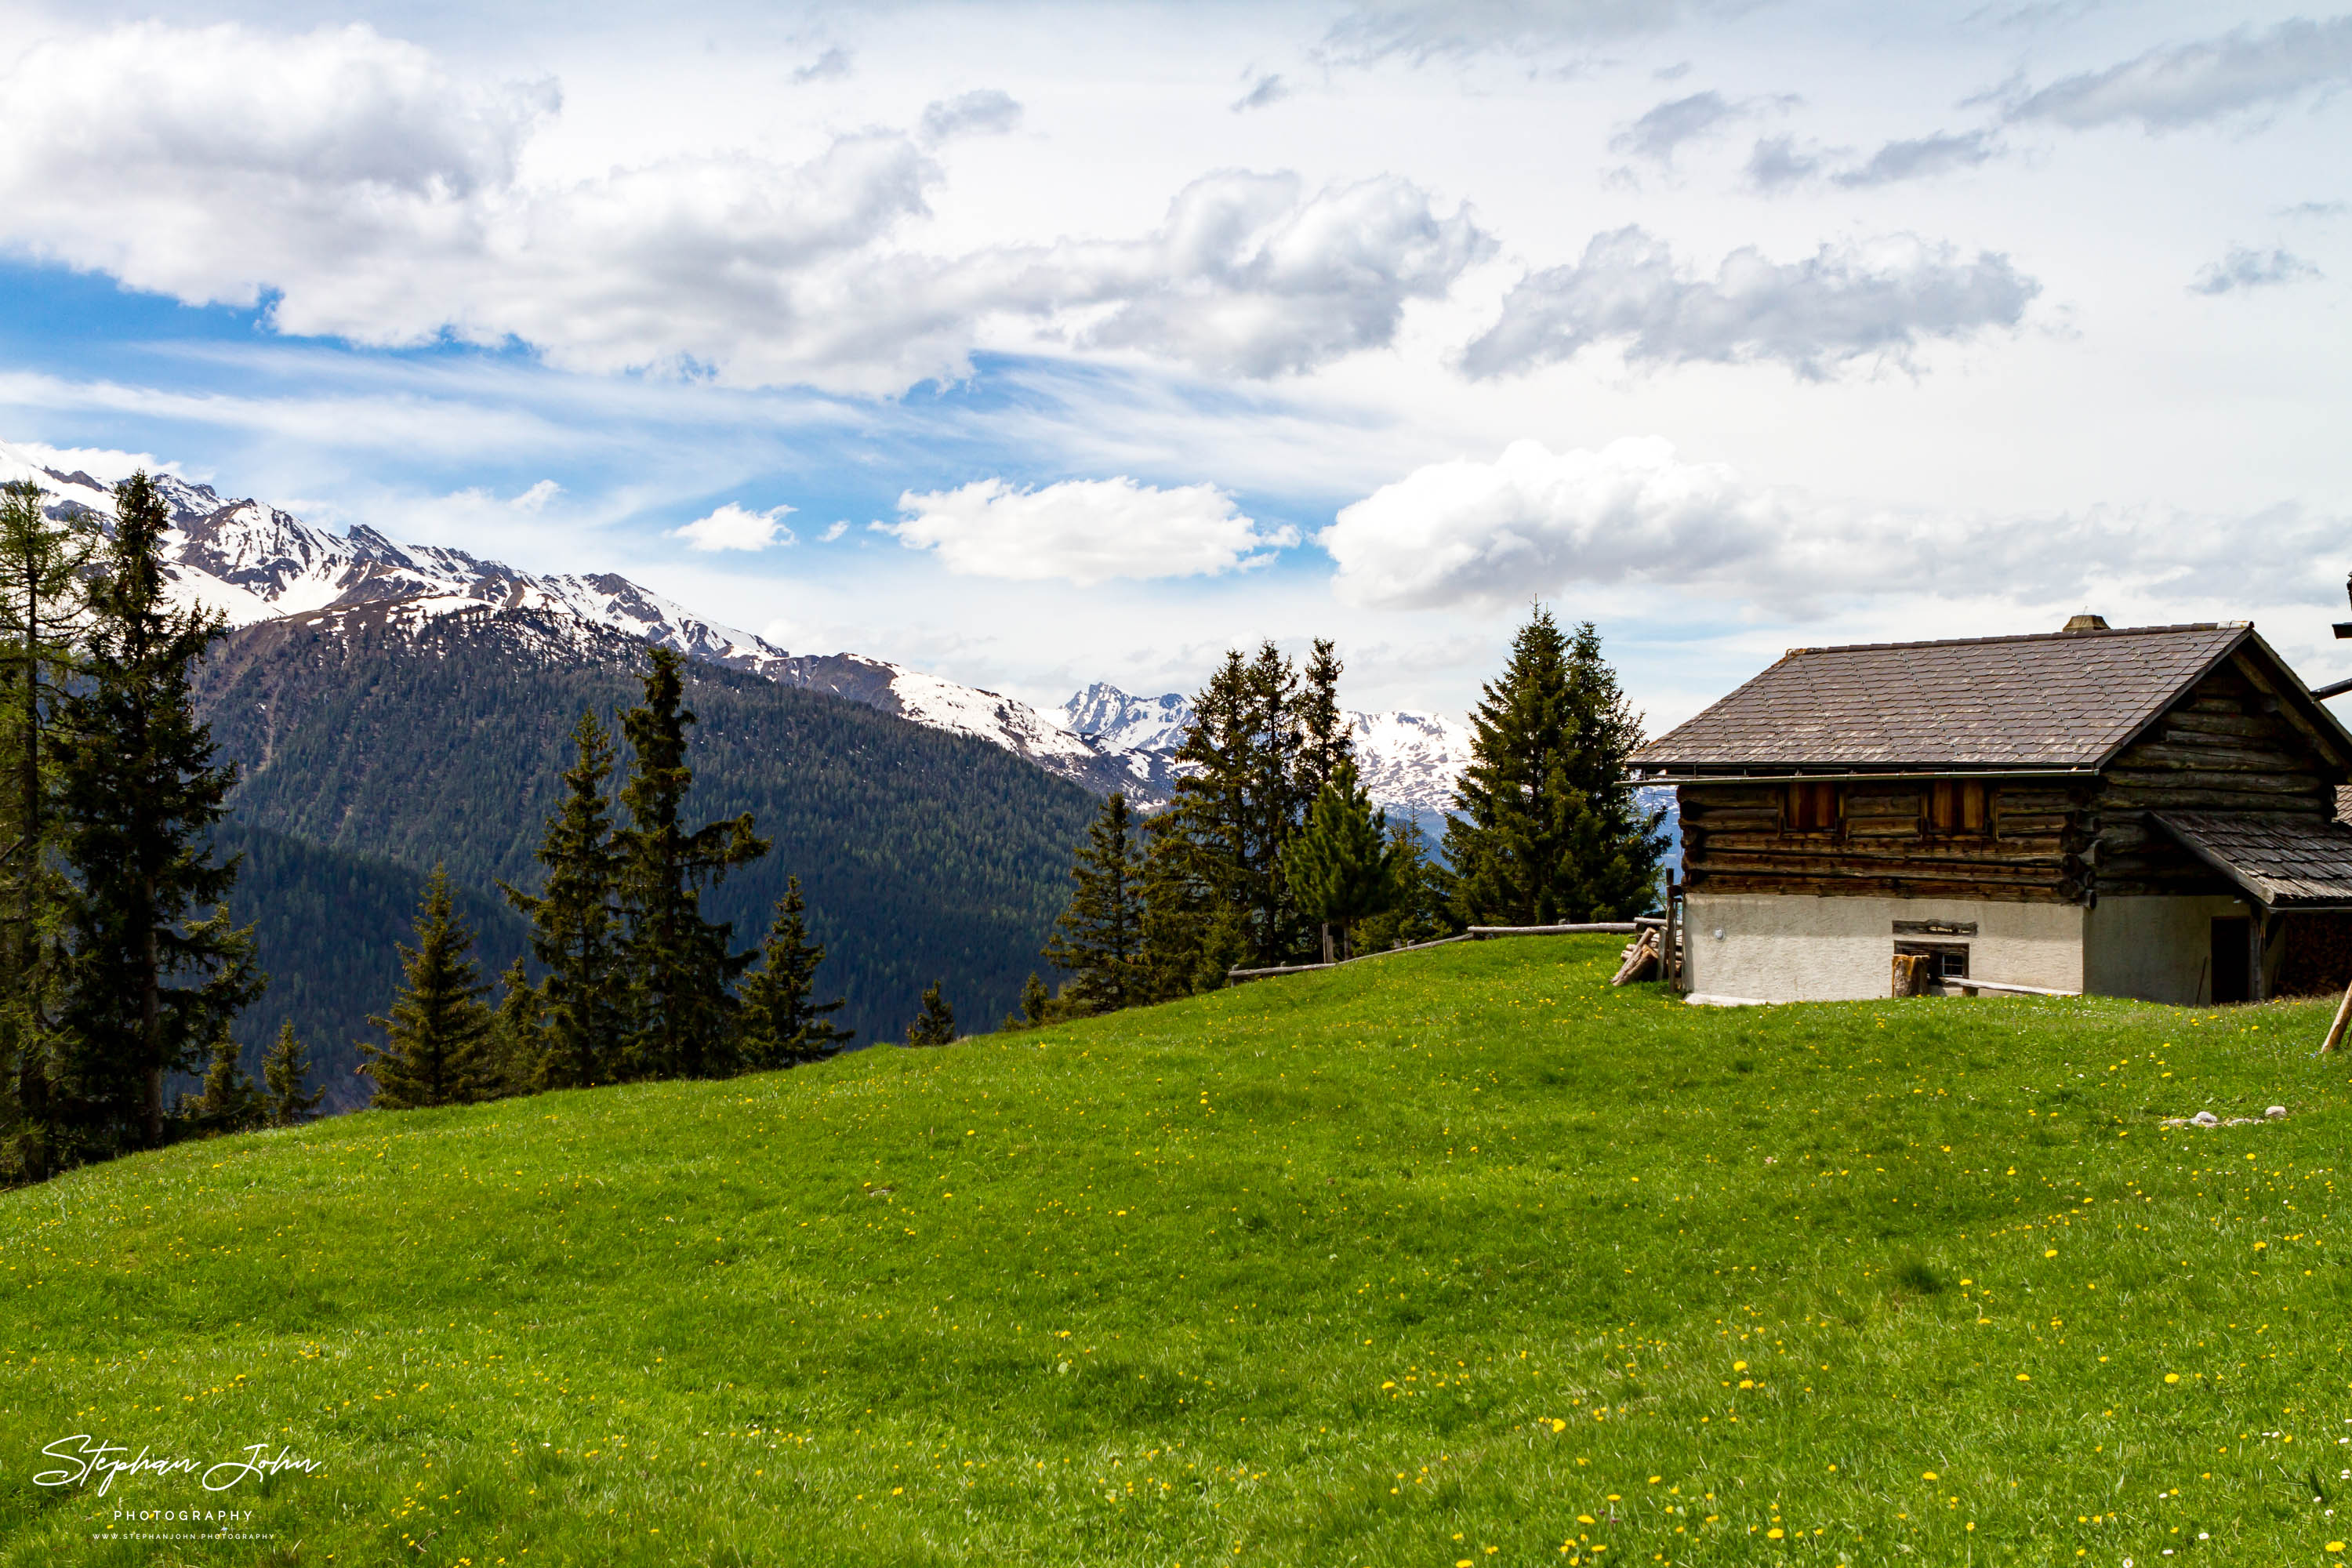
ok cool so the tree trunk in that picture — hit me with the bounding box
[142,886,162,1148]
[1320,921,1334,964]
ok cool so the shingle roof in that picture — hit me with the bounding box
[1633,623,2253,772]
[2151,812,2352,909]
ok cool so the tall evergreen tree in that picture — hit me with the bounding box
[1043,791,1145,1014]
[0,479,85,1182]
[56,472,260,1156]
[1283,760,1401,961]
[905,982,956,1047]
[615,650,768,1080]
[1294,638,1352,804]
[1000,971,1054,1032]
[736,877,851,1069]
[504,711,624,1089]
[1445,608,1667,925]
[260,1020,326,1127]
[360,864,495,1109]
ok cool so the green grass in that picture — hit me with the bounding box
[5,935,2351,1566]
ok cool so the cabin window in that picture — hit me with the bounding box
[1784,780,1842,833]
[1924,779,1989,835]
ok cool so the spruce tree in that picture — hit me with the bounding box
[1140,652,1251,997]
[1445,608,1667,925]
[0,479,84,1181]
[1294,638,1352,804]
[505,712,624,1089]
[56,472,261,1156]
[1000,971,1053,1032]
[615,651,769,1080]
[360,864,495,1109]
[905,982,955,1047]
[1352,818,1458,953]
[260,1020,325,1127]
[182,1026,263,1135]
[484,960,544,1098]
[1044,791,1145,1014]
[736,877,851,1069]
[1282,760,1401,960]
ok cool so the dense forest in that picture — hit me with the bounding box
[193,601,1098,1080]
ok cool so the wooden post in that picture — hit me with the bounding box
[2323,976,2352,1053]
[2249,915,2267,1004]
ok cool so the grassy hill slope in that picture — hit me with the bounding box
[3,938,2349,1565]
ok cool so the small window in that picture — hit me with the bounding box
[1784,780,1841,833]
[1925,779,1988,835]
[1896,941,1970,981]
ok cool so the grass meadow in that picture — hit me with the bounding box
[2,935,2350,1566]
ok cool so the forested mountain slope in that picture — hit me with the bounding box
[194,599,1097,1092]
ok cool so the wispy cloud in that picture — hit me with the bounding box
[2003,16,2352,131]
[1461,228,2039,379]
[1232,73,1290,112]
[2189,245,2322,294]
[920,88,1023,142]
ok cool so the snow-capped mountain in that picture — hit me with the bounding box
[1058,684,1474,817]
[0,441,1154,797]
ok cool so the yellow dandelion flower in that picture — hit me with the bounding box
[1767,1528,1784,1539]
[2165,1373,2180,1384]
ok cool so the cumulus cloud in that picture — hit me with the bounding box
[1610,90,1743,163]
[884,477,1297,584]
[1232,73,1290,111]
[920,89,1023,142]
[2005,15,2352,131]
[0,23,1486,394]
[1833,130,2001,187]
[1322,436,2350,614]
[672,502,795,551]
[1461,227,2039,379]
[2189,245,2322,294]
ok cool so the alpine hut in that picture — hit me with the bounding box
[1631,616,2352,1004]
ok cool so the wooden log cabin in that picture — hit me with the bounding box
[1630,617,2352,1004]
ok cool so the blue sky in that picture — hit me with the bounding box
[0,0,2347,725]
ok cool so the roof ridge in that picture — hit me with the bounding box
[1777,622,2237,659]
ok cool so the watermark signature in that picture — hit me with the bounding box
[33,1435,322,1497]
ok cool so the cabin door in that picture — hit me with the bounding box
[2210,916,2250,1004]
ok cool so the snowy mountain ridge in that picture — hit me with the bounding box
[0,441,1147,796]
[1058,684,1475,817]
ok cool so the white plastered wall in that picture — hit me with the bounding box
[1683,894,2086,1002]
[2082,895,2249,1006]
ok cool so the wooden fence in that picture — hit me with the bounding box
[1226,923,1642,983]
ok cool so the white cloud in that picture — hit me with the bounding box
[920,89,1022,142]
[672,502,795,551]
[792,47,852,84]
[510,479,561,512]
[1610,90,1744,163]
[1323,436,2352,617]
[885,476,1297,584]
[821,521,851,542]
[1461,227,2039,379]
[2190,245,2323,294]
[2005,16,2352,131]
[1232,74,1290,112]
[1320,0,1747,64]
[1833,130,2002,187]
[0,23,1485,394]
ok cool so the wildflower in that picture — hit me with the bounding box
[2165,1374,2180,1385]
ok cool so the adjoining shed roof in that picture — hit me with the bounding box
[1633,622,2311,774]
[2151,812,2352,910]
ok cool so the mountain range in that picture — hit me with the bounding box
[2,442,1480,815]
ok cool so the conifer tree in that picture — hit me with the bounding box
[505,712,624,1089]
[1283,760,1401,961]
[1352,818,1458,953]
[1044,791,1145,1014]
[1000,971,1053,1032]
[1294,638,1352,804]
[260,1020,325,1127]
[0,479,84,1181]
[1445,608,1667,925]
[615,651,769,1080]
[360,865,495,1109]
[56,472,260,1156]
[484,960,544,1098]
[905,982,955,1047]
[735,877,851,1069]
[181,1026,263,1134]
